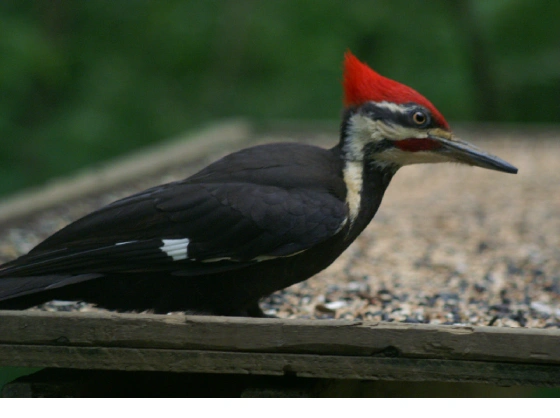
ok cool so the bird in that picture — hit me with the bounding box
[0,52,517,317]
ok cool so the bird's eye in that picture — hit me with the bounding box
[412,111,428,126]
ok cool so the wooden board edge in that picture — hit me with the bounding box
[1,311,559,365]
[0,345,558,386]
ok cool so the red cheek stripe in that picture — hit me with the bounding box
[395,138,442,152]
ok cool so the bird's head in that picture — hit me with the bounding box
[340,51,517,174]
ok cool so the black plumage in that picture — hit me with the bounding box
[0,52,517,316]
[0,141,393,316]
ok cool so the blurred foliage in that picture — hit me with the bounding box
[0,0,559,197]
[0,366,42,394]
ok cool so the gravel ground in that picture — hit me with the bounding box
[1,127,558,328]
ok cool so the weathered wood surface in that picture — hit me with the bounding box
[1,311,559,363]
[1,345,559,386]
[0,310,559,385]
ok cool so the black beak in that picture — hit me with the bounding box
[429,133,518,174]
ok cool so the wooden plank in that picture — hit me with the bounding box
[0,344,558,386]
[1,311,559,365]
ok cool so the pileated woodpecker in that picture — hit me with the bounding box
[0,52,517,317]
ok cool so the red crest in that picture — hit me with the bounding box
[343,51,449,129]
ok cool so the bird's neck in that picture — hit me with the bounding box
[331,142,398,238]
[352,157,397,235]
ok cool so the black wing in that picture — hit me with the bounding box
[1,143,347,278]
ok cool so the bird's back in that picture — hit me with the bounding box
[0,142,360,315]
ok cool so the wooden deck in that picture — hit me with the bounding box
[1,310,559,389]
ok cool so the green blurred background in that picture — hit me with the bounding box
[1,0,559,199]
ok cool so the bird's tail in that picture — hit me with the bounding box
[0,273,101,309]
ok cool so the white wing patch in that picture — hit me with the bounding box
[160,238,190,261]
